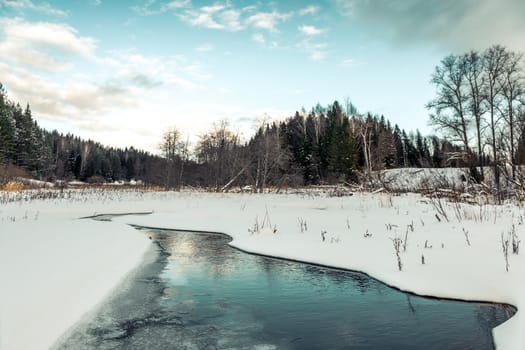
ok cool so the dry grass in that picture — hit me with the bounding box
[2,181,25,192]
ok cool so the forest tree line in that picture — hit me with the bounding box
[1,44,523,192]
[0,82,463,190]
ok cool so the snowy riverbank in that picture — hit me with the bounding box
[1,190,523,349]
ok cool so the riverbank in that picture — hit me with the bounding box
[0,196,151,350]
[1,190,523,349]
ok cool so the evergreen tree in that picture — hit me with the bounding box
[0,85,16,163]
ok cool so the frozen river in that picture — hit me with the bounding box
[55,228,515,350]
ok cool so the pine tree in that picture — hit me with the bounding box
[0,85,16,163]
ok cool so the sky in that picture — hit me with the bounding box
[1,0,525,154]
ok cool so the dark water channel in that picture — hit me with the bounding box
[56,228,515,350]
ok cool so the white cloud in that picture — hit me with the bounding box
[105,50,207,89]
[0,17,210,143]
[132,0,191,16]
[0,0,68,16]
[179,4,243,31]
[245,11,292,32]
[0,18,97,71]
[200,3,226,13]
[298,25,323,36]
[299,5,319,16]
[165,0,190,10]
[218,9,243,31]
[186,11,223,29]
[134,2,294,33]
[0,62,137,120]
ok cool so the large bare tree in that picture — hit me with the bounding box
[159,126,187,189]
[427,55,471,162]
[196,120,241,191]
[483,45,507,197]
[463,51,486,179]
[499,50,525,179]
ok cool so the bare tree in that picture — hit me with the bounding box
[251,118,290,192]
[427,55,471,160]
[177,135,190,190]
[196,120,240,191]
[357,114,374,177]
[159,127,181,189]
[499,50,524,179]
[463,51,487,179]
[483,45,507,199]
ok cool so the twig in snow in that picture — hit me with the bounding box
[453,202,463,222]
[403,228,409,252]
[501,231,510,272]
[385,223,398,231]
[262,206,272,228]
[390,237,403,271]
[430,195,449,222]
[298,217,307,233]
[248,215,260,235]
[510,224,520,255]
[462,228,471,246]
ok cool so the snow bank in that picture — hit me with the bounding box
[0,197,151,350]
[1,190,524,349]
[377,167,470,191]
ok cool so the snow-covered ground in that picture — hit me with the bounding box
[1,189,524,349]
[376,167,471,191]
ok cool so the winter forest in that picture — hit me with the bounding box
[1,45,524,195]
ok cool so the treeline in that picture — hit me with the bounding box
[162,101,464,191]
[0,86,165,184]
[4,45,523,194]
[1,82,461,189]
[427,45,525,194]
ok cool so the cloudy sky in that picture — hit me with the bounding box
[1,0,524,153]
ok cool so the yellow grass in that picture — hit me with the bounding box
[2,181,25,192]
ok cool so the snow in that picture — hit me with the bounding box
[0,195,150,350]
[1,189,524,349]
[375,167,471,191]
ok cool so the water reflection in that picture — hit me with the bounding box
[56,229,515,350]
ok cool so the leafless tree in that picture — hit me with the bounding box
[427,55,472,161]
[159,126,181,189]
[196,119,240,191]
[252,118,290,192]
[463,51,487,178]
[357,115,374,177]
[483,45,507,199]
[499,50,525,180]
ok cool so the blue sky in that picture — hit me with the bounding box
[1,0,524,153]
